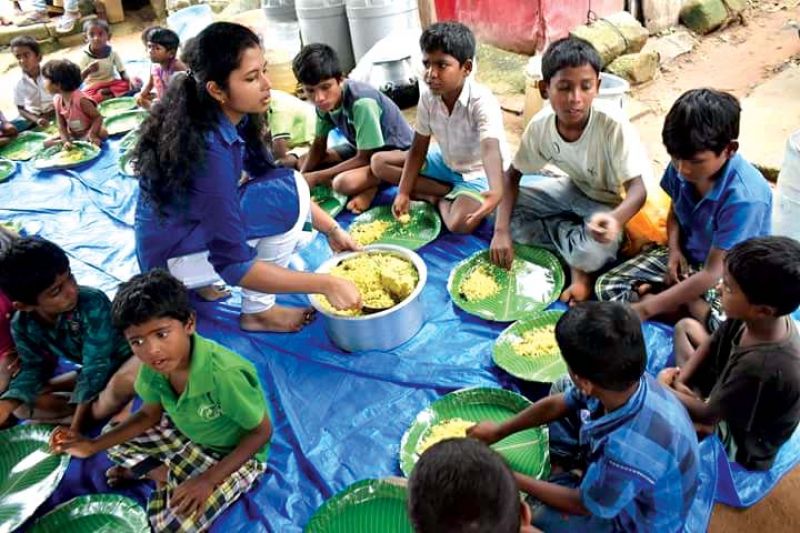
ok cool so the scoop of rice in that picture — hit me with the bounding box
[459,265,501,301]
[350,220,392,245]
[417,417,474,454]
[511,325,558,358]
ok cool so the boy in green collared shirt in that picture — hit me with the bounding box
[54,269,271,532]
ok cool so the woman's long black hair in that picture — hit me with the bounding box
[135,22,273,211]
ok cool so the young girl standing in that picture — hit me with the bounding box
[133,22,362,333]
[42,59,107,147]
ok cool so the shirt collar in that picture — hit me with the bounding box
[215,112,245,146]
[456,77,472,108]
[679,153,738,203]
[183,333,215,398]
[581,376,647,442]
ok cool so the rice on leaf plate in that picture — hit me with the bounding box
[399,387,550,479]
[310,185,346,218]
[493,310,567,382]
[447,244,564,322]
[105,110,147,136]
[0,158,17,183]
[28,494,148,533]
[347,201,441,250]
[0,424,70,533]
[33,141,101,171]
[97,96,138,117]
[305,478,412,533]
[0,132,47,161]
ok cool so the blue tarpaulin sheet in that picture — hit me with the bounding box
[1,136,798,532]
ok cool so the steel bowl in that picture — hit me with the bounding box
[310,244,427,352]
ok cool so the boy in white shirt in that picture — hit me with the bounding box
[11,36,54,130]
[371,21,510,234]
[491,37,648,303]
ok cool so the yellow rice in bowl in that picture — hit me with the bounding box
[317,252,419,316]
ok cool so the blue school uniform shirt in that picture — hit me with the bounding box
[660,153,772,265]
[565,375,700,532]
[135,115,300,285]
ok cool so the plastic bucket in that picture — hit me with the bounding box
[774,130,800,240]
[346,0,420,62]
[166,4,214,44]
[262,0,296,22]
[523,55,543,127]
[296,3,355,72]
[597,72,630,111]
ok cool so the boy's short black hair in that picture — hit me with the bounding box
[148,27,180,52]
[541,36,602,83]
[141,25,163,45]
[0,237,70,305]
[83,18,111,36]
[42,59,83,92]
[662,88,740,160]
[726,236,800,317]
[419,21,476,65]
[10,35,41,56]
[292,43,342,86]
[111,269,193,332]
[408,438,521,533]
[555,302,646,391]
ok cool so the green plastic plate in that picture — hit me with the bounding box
[447,245,564,322]
[399,387,550,479]
[118,150,137,177]
[311,185,347,219]
[97,96,138,117]
[33,141,101,171]
[118,129,139,153]
[105,110,147,136]
[0,424,70,533]
[348,202,441,250]
[29,494,148,533]
[493,310,567,382]
[305,479,413,533]
[0,159,16,183]
[33,123,58,136]
[0,132,47,161]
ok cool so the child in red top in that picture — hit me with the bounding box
[42,59,107,147]
[0,227,18,429]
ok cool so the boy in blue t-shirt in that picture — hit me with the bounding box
[469,302,700,532]
[293,43,413,214]
[596,89,772,332]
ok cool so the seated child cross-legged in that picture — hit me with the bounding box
[293,43,413,214]
[372,21,510,234]
[11,35,55,131]
[659,236,800,471]
[266,89,317,169]
[136,27,187,110]
[409,437,541,533]
[491,37,648,302]
[43,59,108,147]
[596,89,772,332]
[469,302,700,532]
[78,19,134,104]
[0,237,138,433]
[53,270,272,531]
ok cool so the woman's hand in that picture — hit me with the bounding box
[323,276,362,311]
[327,227,361,253]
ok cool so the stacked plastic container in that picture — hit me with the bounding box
[345,0,420,62]
[295,0,355,72]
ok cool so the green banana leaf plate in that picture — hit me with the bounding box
[28,494,148,533]
[105,110,147,136]
[310,185,347,219]
[0,159,17,183]
[118,129,139,153]
[305,478,413,533]
[118,150,137,177]
[399,387,549,479]
[97,96,138,118]
[348,202,441,250]
[0,132,47,161]
[33,141,101,171]
[0,424,70,533]
[493,310,567,382]
[447,245,565,322]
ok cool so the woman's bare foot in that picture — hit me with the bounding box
[240,305,315,333]
[346,186,378,214]
[559,268,593,305]
[195,284,231,302]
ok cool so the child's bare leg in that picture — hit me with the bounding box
[14,392,74,422]
[45,371,77,392]
[439,196,483,234]
[333,165,380,214]
[560,267,594,305]
[370,150,407,184]
[92,357,140,421]
[673,317,709,367]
